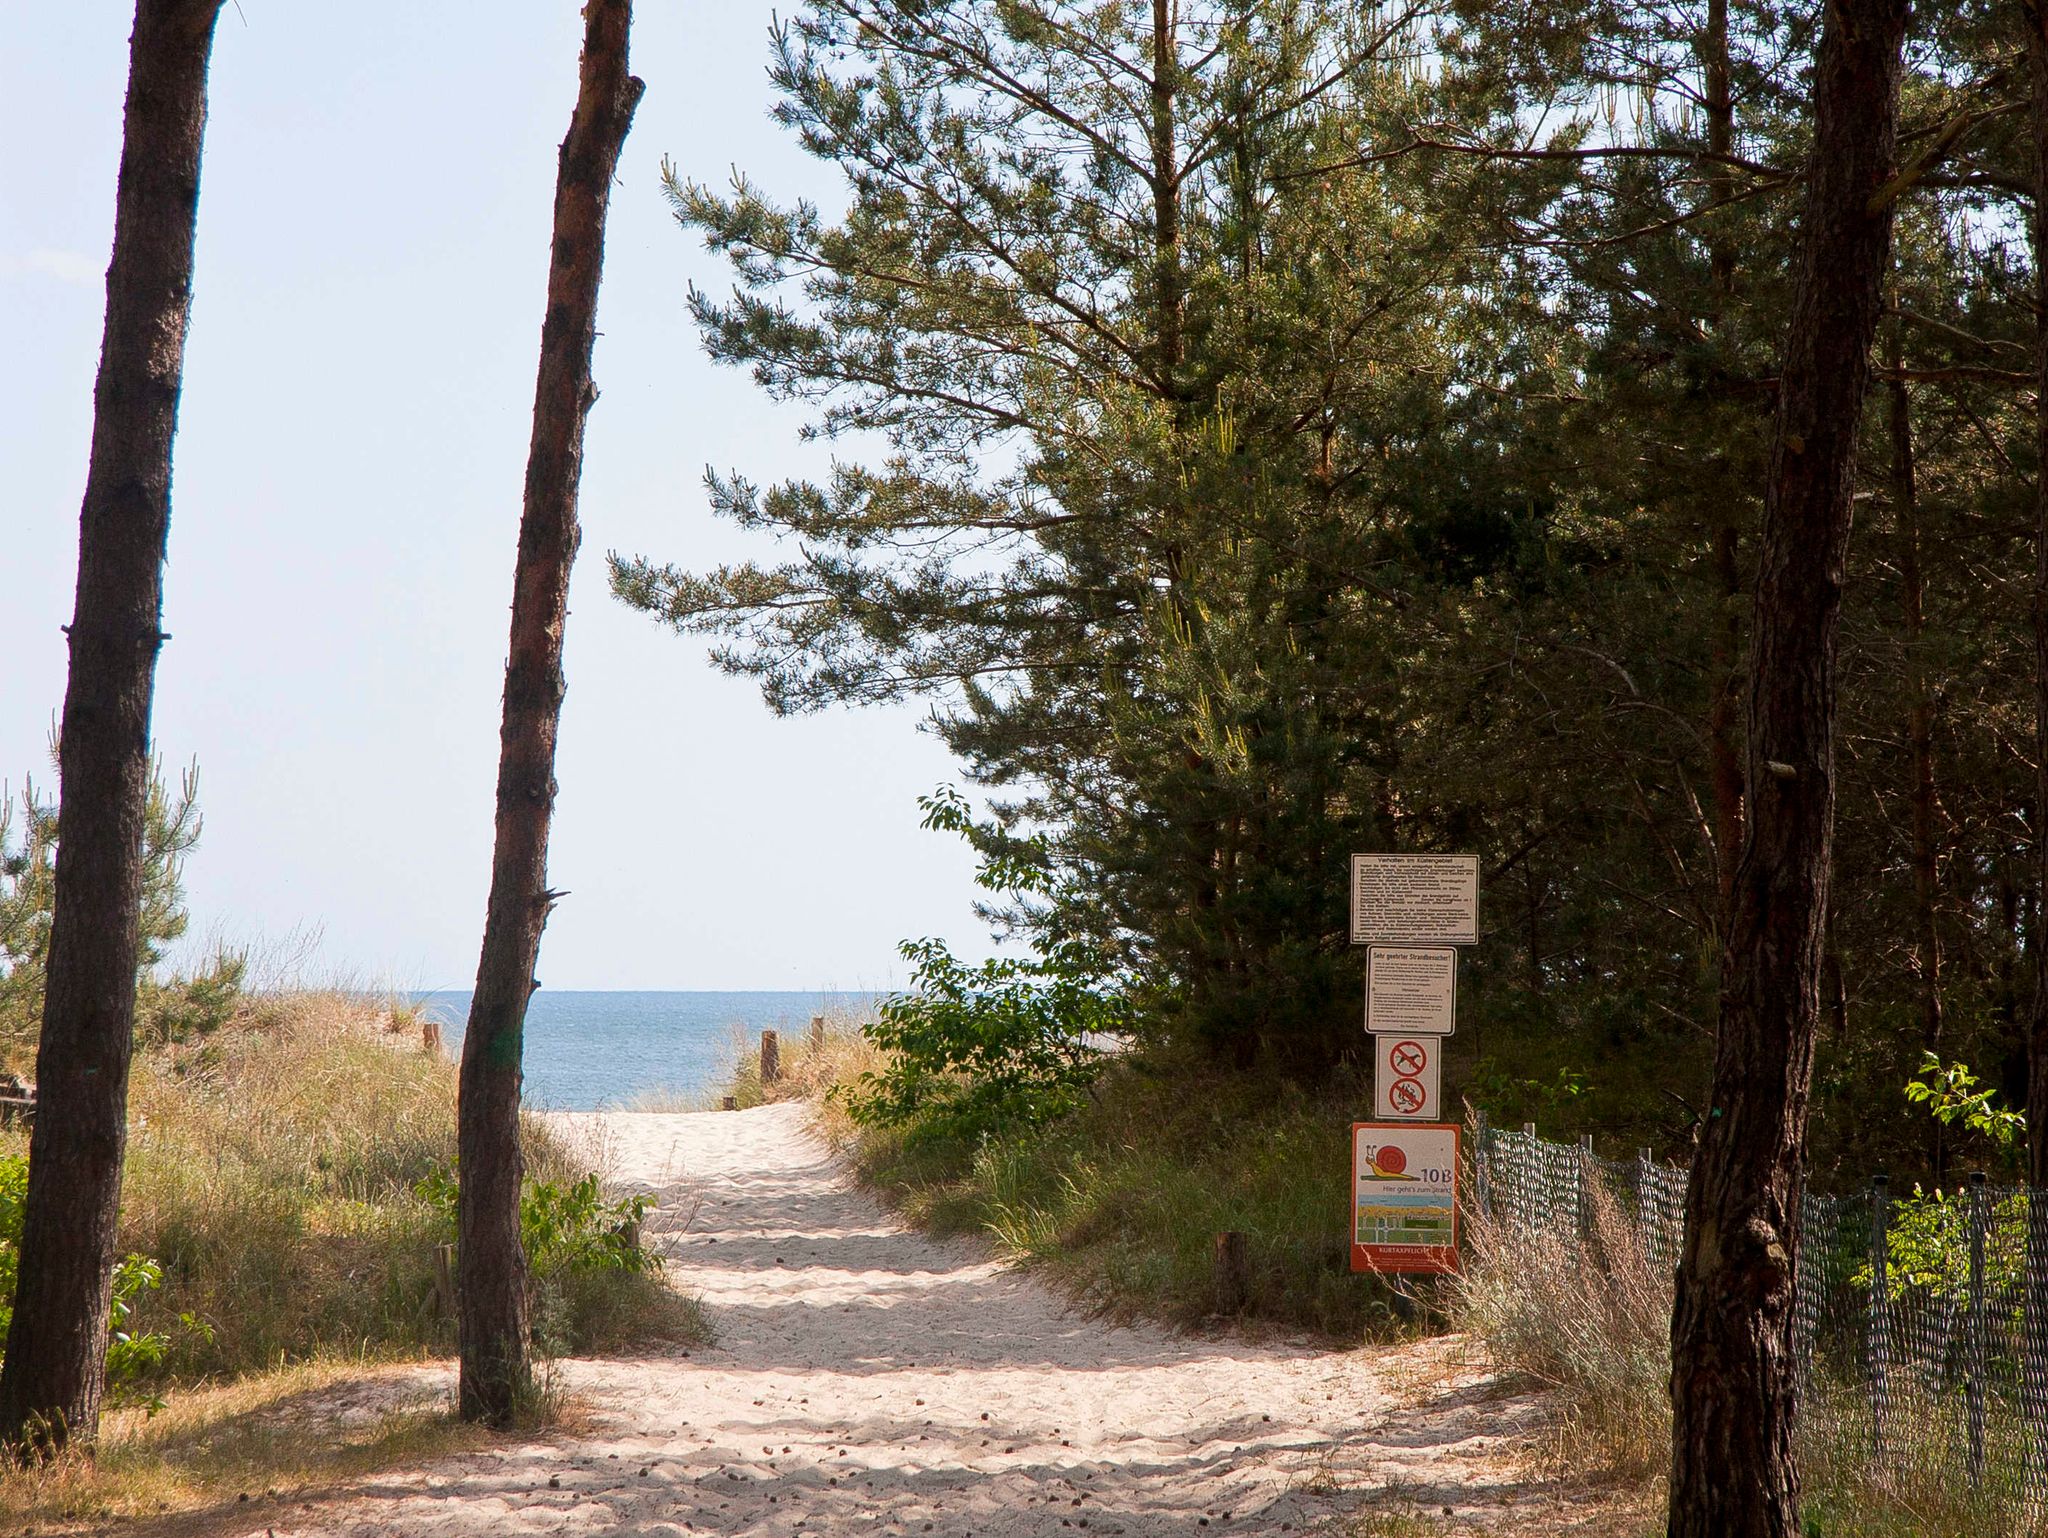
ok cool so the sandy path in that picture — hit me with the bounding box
[268,1104,1555,1537]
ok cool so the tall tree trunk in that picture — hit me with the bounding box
[0,0,226,1460]
[458,0,641,1427]
[1700,0,1747,918]
[1665,2,1907,1534]
[1888,317,1945,1179]
[2022,10,2048,1494]
[2024,0,2048,1207]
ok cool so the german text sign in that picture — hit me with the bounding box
[1373,1034,1441,1119]
[1349,854,1479,946]
[1366,946,1457,1036]
[1351,1121,1460,1274]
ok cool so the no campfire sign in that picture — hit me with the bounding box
[1372,1034,1441,1120]
[1351,1121,1460,1274]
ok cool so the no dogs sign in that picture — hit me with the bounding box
[1373,1035,1440,1120]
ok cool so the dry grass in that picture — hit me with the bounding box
[1449,1177,1673,1483]
[0,1358,494,1533]
[676,1005,886,1113]
[108,988,618,1376]
[10,993,699,1359]
[0,988,705,1531]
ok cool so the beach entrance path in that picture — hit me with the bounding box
[280,1102,1561,1536]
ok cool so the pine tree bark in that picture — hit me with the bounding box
[1665,2,1907,1534]
[2022,3,2048,1493]
[1701,0,1747,919]
[0,0,225,1460]
[2023,0,2048,1198]
[1888,320,1946,1180]
[457,0,641,1427]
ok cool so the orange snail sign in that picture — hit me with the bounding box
[1351,1121,1460,1275]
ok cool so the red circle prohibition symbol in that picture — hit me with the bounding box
[1388,1078,1427,1115]
[1389,1040,1428,1077]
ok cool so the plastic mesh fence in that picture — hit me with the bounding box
[1473,1121,2048,1515]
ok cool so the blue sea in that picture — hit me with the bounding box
[413,990,876,1111]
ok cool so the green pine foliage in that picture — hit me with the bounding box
[618,0,2048,1180]
[0,751,243,1071]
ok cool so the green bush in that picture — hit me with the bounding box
[418,1164,656,1281]
[838,786,1127,1145]
[0,1153,200,1411]
[840,936,1123,1145]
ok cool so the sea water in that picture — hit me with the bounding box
[414,990,874,1111]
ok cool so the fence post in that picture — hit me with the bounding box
[1577,1134,1596,1243]
[1969,1171,1987,1486]
[2027,1181,2048,1518]
[1636,1147,1656,1267]
[760,1029,781,1085]
[810,1014,827,1053]
[1522,1122,1537,1230]
[1870,1172,1891,1476]
[1474,1108,1491,1221]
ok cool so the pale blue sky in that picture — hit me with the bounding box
[0,3,991,990]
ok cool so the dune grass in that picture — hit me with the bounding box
[1450,1162,2041,1535]
[779,1025,1422,1338]
[85,989,704,1378]
[0,989,704,1531]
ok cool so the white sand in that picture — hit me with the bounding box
[262,1104,1561,1536]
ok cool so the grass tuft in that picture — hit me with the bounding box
[792,1034,1422,1338]
[1449,1173,1672,1481]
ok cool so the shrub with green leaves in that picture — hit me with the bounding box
[419,1166,656,1284]
[841,937,1123,1144]
[838,787,1129,1145]
[0,1153,194,1409]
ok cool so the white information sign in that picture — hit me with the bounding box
[1349,854,1479,946]
[1373,1034,1442,1120]
[1366,946,1457,1036]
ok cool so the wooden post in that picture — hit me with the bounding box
[1869,1173,1891,1474]
[760,1029,781,1085]
[1637,1147,1658,1265]
[1968,1171,1988,1483]
[432,1243,457,1323]
[1213,1231,1250,1314]
[810,1015,827,1052]
[721,1095,737,1112]
[1578,1133,1597,1242]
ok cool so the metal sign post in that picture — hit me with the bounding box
[1349,853,1477,1273]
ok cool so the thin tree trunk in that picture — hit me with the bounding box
[1665,2,1907,1534]
[1701,0,1746,918]
[0,0,225,1460]
[2022,8,2048,1492]
[2024,0,2048,1208]
[1888,317,1945,1179]
[458,0,641,1427]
